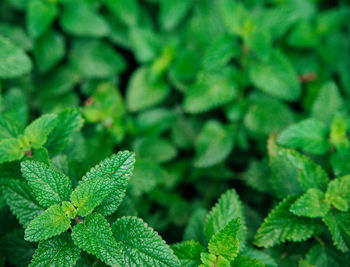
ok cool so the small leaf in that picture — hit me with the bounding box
[30,233,80,267]
[277,118,329,155]
[71,213,122,266]
[104,0,139,26]
[172,240,206,267]
[0,138,24,164]
[255,195,316,247]
[290,188,330,218]
[208,218,240,261]
[231,255,265,267]
[199,253,230,267]
[70,177,115,216]
[3,179,44,227]
[112,216,180,266]
[0,35,32,78]
[21,160,72,208]
[25,204,71,242]
[183,208,208,245]
[325,175,350,211]
[24,114,58,149]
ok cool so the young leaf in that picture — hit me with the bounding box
[206,189,246,247]
[194,120,234,168]
[0,138,25,163]
[0,115,21,139]
[290,188,330,218]
[208,218,240,261]
[81,151,135,216]
[21,160,73,208]
[71,213,122,266]
[24,114,58,149]
[231,255,265,267]
[3,179,44,227]
[199,253,230,267]
[277,118,329,155]
[0,35,32,78]
[45,108,84,155]
[112,216,180,266]
[323,210,350,252]
[255,196,316,247]
[25,204,71,242]
[172,240,206,267]
[183,208,208,245]
[30,233,80,267]
[70,177,115,217]
[325,175,350,211]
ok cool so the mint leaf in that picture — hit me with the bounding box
[112,216,180,266]
[30,233,80,267]
[25,204,71,242]
[306,244,350,267]
[231,255,264,267]
[325,175,350,211]
[21,161,72,208]
[71,213,122,266]
[0,138,24,163]
[0,35,32,78]
[200,252,230,267]
[172,240,206,267]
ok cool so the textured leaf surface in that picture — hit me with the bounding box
[199,253,230,267]
[45,108,84,155]
[231,255,264,267]
[112,216,180,266]
[255,196,316,247]
[325,175,350,211]
[70,177,115,216]
[0,35,32,78]
[24,114,58,149]
[206,189,246,247]
[194,120,234,168]
[208,218,240,261]
[172,241,205,267]
[323,210,350,252]
[0,138,24,163]
[277,118,329,155]
[3,179,44,227]
[71,213,122,266]
[30,232,80,267]
[82,151,135,215]
[21,160,72,208]
[290,189,330,218]
[250,51,300,101]
[25,204,71,242]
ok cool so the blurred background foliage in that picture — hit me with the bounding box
[0,0,350,265]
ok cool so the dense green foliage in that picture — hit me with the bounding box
[0,0,350,266]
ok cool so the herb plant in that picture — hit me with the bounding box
[1,0,350,266]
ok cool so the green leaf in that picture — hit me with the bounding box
[172,241,206,267]
[290,188,330,218]
[0,35,32,78]
[133,136,177,164]
[208,218,240,261]
[206,189,246,247]
[71,213,122,266]
[126,67,170,112]
[183,70,237,114]
[25,204,71,242]
[104,0,139,26]
[277,118,329,155]
[325,175,350,211]
[312,81,344,125]
[45,108,84,155]
[231,255,265,267]
[1,87,29,127]
[0,138,24,163]
[250,51,301,101]
[26,0,58,39]
[81,151,135,216]
[30,233,80,267]
[306,244,350,267]
[0,116,21,139]
[3,179,44,227]
[323,210,350,252]
[200,253,230,267]
[60,0,109,37]
[254,196,316,248]
[24,114,58,149]
[70,177,115,217]
[159,0,192,31]
[33,30,65,73]
[183,208,208,245]
[21,160,73,208]
[112,216,180,266]
[194,120,234,168]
